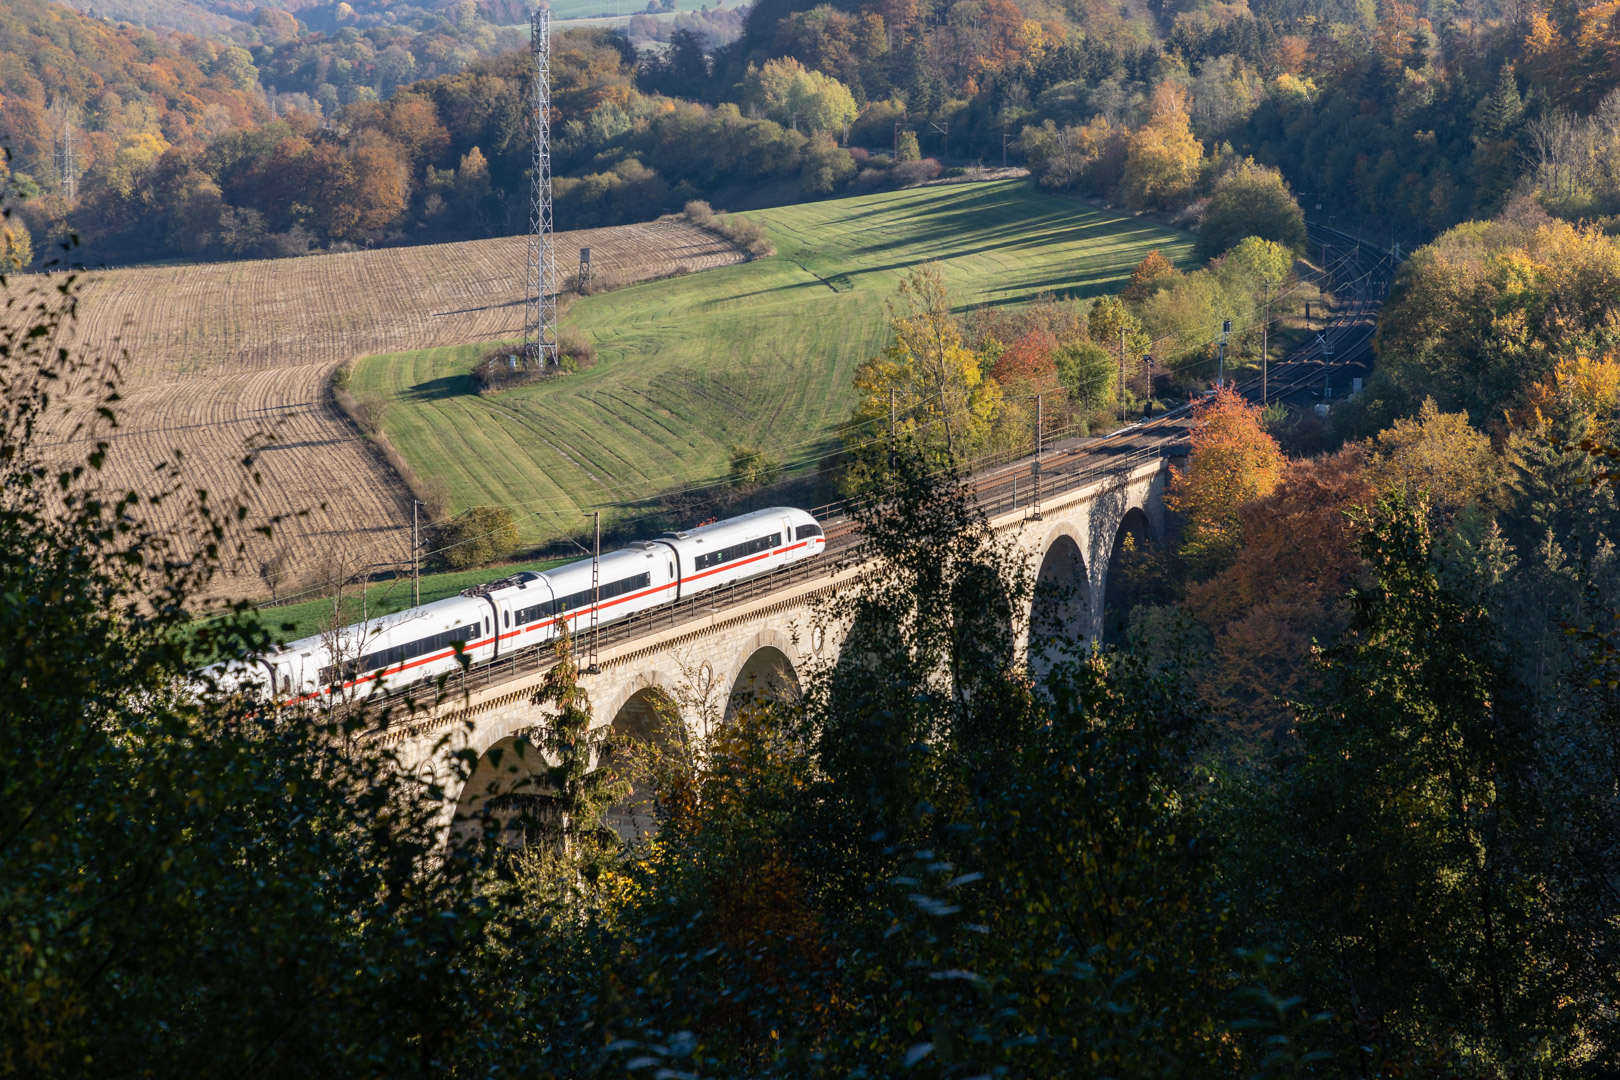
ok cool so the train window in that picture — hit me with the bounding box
[796,523,823,540]
[520,572,653,624]
[320,623,476,685]
[694,533,781,571]
[504,611,510,628]
[485,617,490,633]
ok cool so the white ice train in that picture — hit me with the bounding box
[227,506,826,703]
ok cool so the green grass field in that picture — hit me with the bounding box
[350,180,1193,547]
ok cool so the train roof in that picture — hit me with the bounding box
[656,506,809,541]
[266,593,481,657]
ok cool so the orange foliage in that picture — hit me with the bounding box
[0,0,269,183]
[1184,447,1375,744]
[1276,34,1309,75]
[1523,2,1620,105]
[989,327,1058,383]
[1519,353,1620,435]
[1121,249,1180,305]
[1166,387,1285,574]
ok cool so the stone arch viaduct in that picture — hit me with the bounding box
[372,450,1171,834]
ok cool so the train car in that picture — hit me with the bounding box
[262,594,493,702]
[657,506,825,592]
[230,506,826,705]
[475,544,680,654]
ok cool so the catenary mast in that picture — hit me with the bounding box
[524,6,558,367]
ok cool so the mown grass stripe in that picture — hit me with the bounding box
[351,180,1193,547]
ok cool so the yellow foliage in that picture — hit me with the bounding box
[1015,19,1049,60]
[1366,398,1500,515]
[1521,353,1620,437]
[1120,81,1204,210]
[1273,72,1317,99]
[850,264,999,469]
[0,217,32,271]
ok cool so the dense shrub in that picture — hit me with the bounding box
[435,504,519,569]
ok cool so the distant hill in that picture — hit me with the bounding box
[55,0,248,37]
[0,0,268,204]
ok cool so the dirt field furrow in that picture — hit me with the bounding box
[11,221,745,601]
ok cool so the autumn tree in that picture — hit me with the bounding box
[1361,218,1620,434]
[1166,386,1285,577]
[1120,82,1205,210]
[847,263,1000,478]
[0,214,29,271]
[1184,447,1374,744]
[1121,248,1181,305]
[1365,397,1502,518]
[985,326,1057,383]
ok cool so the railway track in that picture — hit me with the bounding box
[377,225,1397,706]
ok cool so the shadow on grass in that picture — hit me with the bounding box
[405,373,477,402]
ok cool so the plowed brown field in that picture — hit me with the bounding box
[19,221,744,601]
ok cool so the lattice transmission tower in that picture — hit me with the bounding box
[524,6,558,367]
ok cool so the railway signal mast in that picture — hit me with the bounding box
[524,7,559,369]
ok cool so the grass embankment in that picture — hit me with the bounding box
[350,180,1194,548]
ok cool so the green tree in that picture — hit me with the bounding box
[799,132,856,194]
[1196,160,1307,260]
[506,628,630,879]
[745,57,858,135]
[437,504,519,569]
[1476,62,1524,142]
[1053,338,1117,414]
[480,456,1249,1077]
[0,262,498,1077]
[847,263,1001,478]
[895,128,921,161]
[728,442,781,486]
[1086,293,1149,355]
[1234,493,1561,1068]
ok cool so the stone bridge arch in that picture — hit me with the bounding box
[386,451,1174,845]
[1101,505,1155,645]
[723,628,805,723]
[1029,522,1092,674]
[450,730,550,850]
